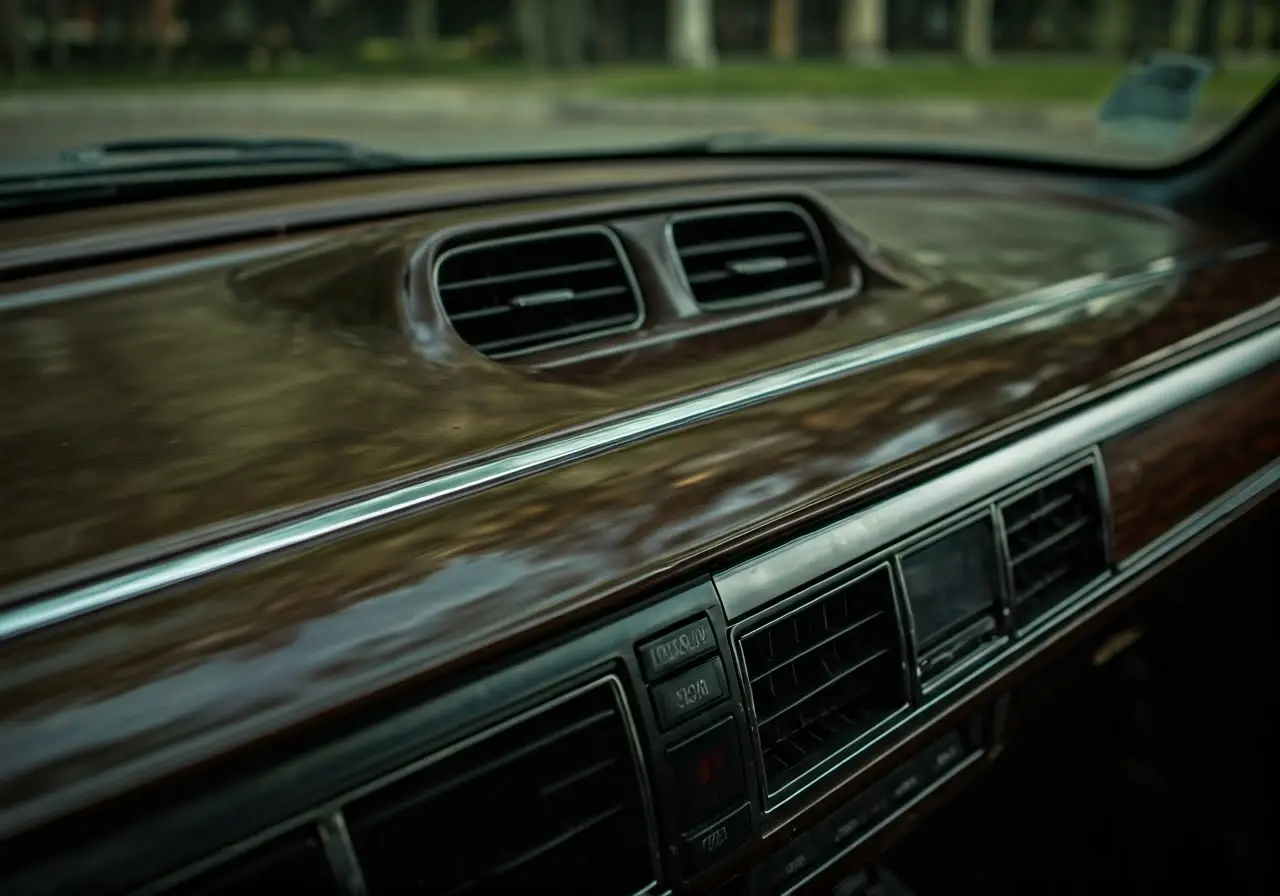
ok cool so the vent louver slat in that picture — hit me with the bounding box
[998,462,1109,627]
[345,680,653,895]
[435,227,643,359]
[740,565,908,796]
[670,204,828,310]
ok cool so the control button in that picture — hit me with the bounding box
[651,658,727,730]
[827,790,877,851]
[665,718,746,830]
[638,615,717,681]
[681,803,753,876]
[832,869,872,896]
[862,780,892,822]
[886,759,927,805]
[764,830,820,892]
[922,730,968,780]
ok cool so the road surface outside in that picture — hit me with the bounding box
[1,83,1205,168]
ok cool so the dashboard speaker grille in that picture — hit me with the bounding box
[434,227,643,359]
[998,461,1109,627]
[670,203,828,310]
[740,564,909,796]
[344,679,654,895]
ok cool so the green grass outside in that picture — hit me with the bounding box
[3,60,1274,108]
[583,62,1275,107]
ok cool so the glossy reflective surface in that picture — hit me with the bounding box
[0,160,1277,847]
[1103,364,1280,561]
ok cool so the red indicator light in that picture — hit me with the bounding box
[698,746,726,787]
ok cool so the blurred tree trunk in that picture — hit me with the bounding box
[549,0,588,67]
[516,0,550,67]
[406,0,437,61]
[959,0,992,63]
[1094,0,1134,56]
[1172,0,1198,51]
[840,0,885,65]
[1126,0,1167,59]
[1266,0,1279,48]
[517,0,588,68]
[669,0,717,68]
[595,0,625,61]
[769,0,799,60]
[1236,0,1257,48]
[121,0,145,68]
[150,0,173,71]
[45,0,66,71]
[1217,0,1245,49]
[1196,0,1225,58]
[2,0,25,78]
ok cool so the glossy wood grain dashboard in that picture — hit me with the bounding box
[1,156,1277,896]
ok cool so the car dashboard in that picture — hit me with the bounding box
[0,154,1277,896]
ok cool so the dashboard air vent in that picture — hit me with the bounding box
[670,203,828,310]
[434,227,643,359]
[739,564,909,796]
[344,679,654,895]
[998,461,1109,627]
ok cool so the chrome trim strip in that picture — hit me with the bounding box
[0,257,1260,645]
[715,323,1280,621]
[317,812,369,896]
[0,240,319,312]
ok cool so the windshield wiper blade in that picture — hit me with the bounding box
[0,136,431,214]
[55,135,408,168]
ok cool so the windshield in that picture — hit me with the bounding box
[2,1,1276,181]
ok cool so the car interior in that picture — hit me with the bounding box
[0,52,1277,896]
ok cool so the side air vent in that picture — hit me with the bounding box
[670,203,828,310]
[434,227,643,359]
[998,461,1109,628]
[344,679,654,895]
[739,564,909,797]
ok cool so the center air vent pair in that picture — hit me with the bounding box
[433,203,829,358]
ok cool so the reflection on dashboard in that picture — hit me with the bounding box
[0,135,1277,896]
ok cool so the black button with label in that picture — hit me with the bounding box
[681,802,753,876]
[665,717,746,830]
[764,830,820,893]
[826,789,877,852]
[886,759,927,806]
[922,730,968,781]
[638,615,717,681]
[651,658,727,730]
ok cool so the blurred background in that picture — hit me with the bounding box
[1,1,1276,165]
